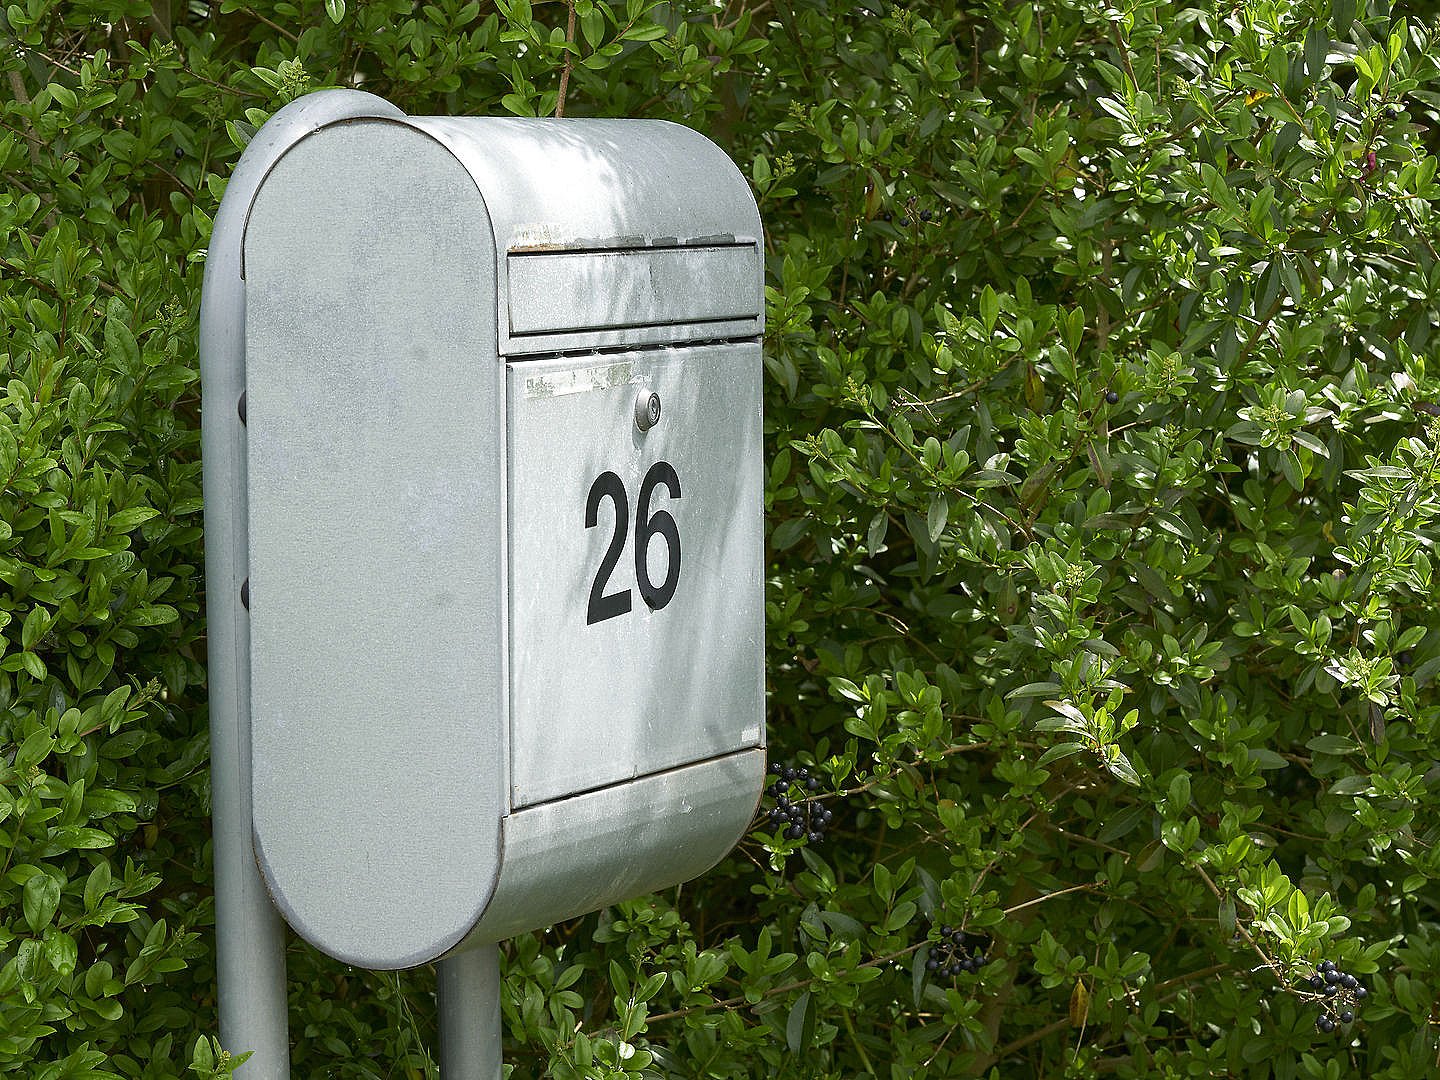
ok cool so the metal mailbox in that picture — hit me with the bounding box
[201,91,766,977]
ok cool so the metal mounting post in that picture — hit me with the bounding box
[438,945,504,1079]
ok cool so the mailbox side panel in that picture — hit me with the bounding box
[244,119,505,969]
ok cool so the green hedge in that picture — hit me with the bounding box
[6,0,1440,1076]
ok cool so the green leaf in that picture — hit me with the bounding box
[127,604,178,626]
[84,861,112,912]
[1247,748,1288,770]
[324,0,345,21]
[47,82,77,110]
[104,300,141,370]
[500,93,534,117]
[1106,752,1142,786]
[785,991,815,1051]
[623,22,668,42]
[52,826,116,849]
[15,726,54,768]
[42,928,77,976]
[979,285,999,332]
[23,873,60,934]
[926,493,949,543]
[1306,734,1358,755]
[1038,742,1085,766]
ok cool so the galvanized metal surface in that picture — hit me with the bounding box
[506,244,760,337]
[202,89,406,1077]
[438,946,504,1080]
[410,116,763,357]
[210,92,765,1010]
[244,118,506,970]
[463,749,765,945]
[505,343,764,807]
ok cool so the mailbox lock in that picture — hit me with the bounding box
[634,390,661,432]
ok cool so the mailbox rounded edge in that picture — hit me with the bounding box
[240,115,509,970]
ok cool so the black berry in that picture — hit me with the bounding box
[1105,390,1119,404]
[1318,960,1335,974]
[1324,983,1339,996]
[1318,1016,1335,1033]
[920,210,932,222]
[1308,974,1324,990]
[1341,974,1358,989]
[900,217,911,226]
[1340,1010,1354,1023]
[1355,987,1368,999]
[759,762,835,846]
[1324,970,1341,985]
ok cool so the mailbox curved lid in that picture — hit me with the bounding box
[409,116,764,356]
[409,115,762,254]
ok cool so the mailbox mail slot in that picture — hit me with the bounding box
[206,98,765,970]
[507,245,760,335]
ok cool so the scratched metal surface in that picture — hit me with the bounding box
[505,343,765,808]
[410,115,764,357]
[507,244,759,337]
[245,118,506,970]
[202,88,407,1072]
[461,748,766,946]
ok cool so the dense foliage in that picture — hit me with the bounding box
[6,0,1440,1075]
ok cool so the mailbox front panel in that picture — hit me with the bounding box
[506,344,764,807]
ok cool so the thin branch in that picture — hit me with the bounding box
[5,68,41,168]
[241,5,298,43]
[555,0,577,117]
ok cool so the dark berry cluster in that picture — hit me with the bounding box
[1304,959,1366,1034]
[925,925,991,981]
[880,196,938,228]
[763,765,832,843]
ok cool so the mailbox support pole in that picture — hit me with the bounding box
[211,688,291,1077]
[201,90,410,1077]
[437,945,504,1079]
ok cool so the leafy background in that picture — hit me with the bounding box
[5,0,1440,1076]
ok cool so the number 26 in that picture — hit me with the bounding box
[585,462,682,625]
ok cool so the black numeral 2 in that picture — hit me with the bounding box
[585,462,683,625]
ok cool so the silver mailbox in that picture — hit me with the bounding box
[203,91,765,971]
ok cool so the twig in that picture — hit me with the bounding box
[5,69,41,168]
[555,0,577,117]
[1003,882,1097,915]
[241,5,298,43]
